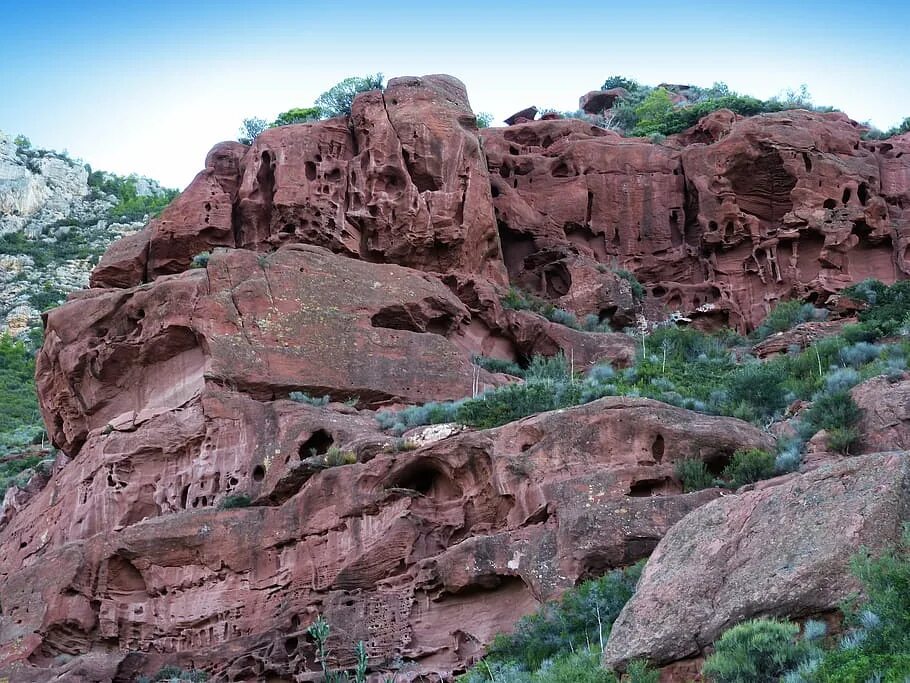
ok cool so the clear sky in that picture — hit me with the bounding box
[1,0,908,189]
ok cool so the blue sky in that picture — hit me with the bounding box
[1,0,908,189]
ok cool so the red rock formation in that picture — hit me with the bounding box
[6,74,910,681]
[579,88,629,114]
[0,394,770,681]
[604,453,910,670]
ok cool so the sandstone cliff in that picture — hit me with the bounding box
[1,75,909,682]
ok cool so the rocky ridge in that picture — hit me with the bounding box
[1,75,909,681]
[0,130,172,336]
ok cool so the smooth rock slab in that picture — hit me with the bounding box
[604,452,910,669]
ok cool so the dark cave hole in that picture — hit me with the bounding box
[842,187,852,205]
[299,429,334,459]
[252,465,265,482]
[628,477,668,497]
[389,461,460,499]
[823,198,837,210]
[858,183,869,206]
[802,152,813,172]
[651,434,665,462]
[305,161,317,181]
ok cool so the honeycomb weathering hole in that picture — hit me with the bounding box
[651,434,665,462]
[389,460,461,499]
[299,429,334,459]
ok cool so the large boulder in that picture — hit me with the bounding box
[852,376,910,453]
[579,88,629,114]
[604,452,910,669]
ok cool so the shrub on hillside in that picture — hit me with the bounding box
[702,619,811,683]
[722,448,776,488]
[675,458,716,492]
[272,107,322,126]
[289,391,330,406]
[218,493,251,509]
[844,279,910,338]
[803,390,861,435]
[754,300,826,340]
[190,251,210,268]
[472,355,525,377]
[462,563,643,678]
[785,528,910,682]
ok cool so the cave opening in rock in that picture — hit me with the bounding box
[497,222,536,282]
[299,429,334,459]
[842,187,852,205]
[628,477,669,497]
[651,434,665,462]
[370,304,456,335]
[727,147,796,223]
[858,183,869,206]
[543,262,572,298]
[389,460,460,499]
[253,465,265,482]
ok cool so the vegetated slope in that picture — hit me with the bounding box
[1,73,909,683]
[0,129,176,336]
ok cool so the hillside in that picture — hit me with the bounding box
[1,74,909,683]
[0,130,176,337]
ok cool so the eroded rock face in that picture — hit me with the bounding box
[0,396,770,681]
[603,453,910,670]
[8,74,910,681]
[481,110,910,332]
[39,245,495,455]
[92,75,506,291]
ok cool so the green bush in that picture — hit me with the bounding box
[532,649,616,682]
[472,355,525,377]
[0,334,43,452]
[825,427,860,455]
[803,390,861,434]
[289,391,330,406]
[238,117,268,144]
[272,107,322,126]
[456,380,574,429]
[218,494,251,509]
[702,618,810,683]
[13,134,31,149]
[319,447,356,467]
[843,279,910,339]
[462,563,643,679]
[190,251,210,268]
[615,269,646,300]
[88,171,177,221]
[722,449,776,488]
[602,76,642,92]
[0,453,46,499]
[140,665,208,682]
[500,288,581,329]
[476,112,495,128]
[675,458,716,492]
[810,526,910,681]
[315,73,385,117]
[754,301,825,340]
